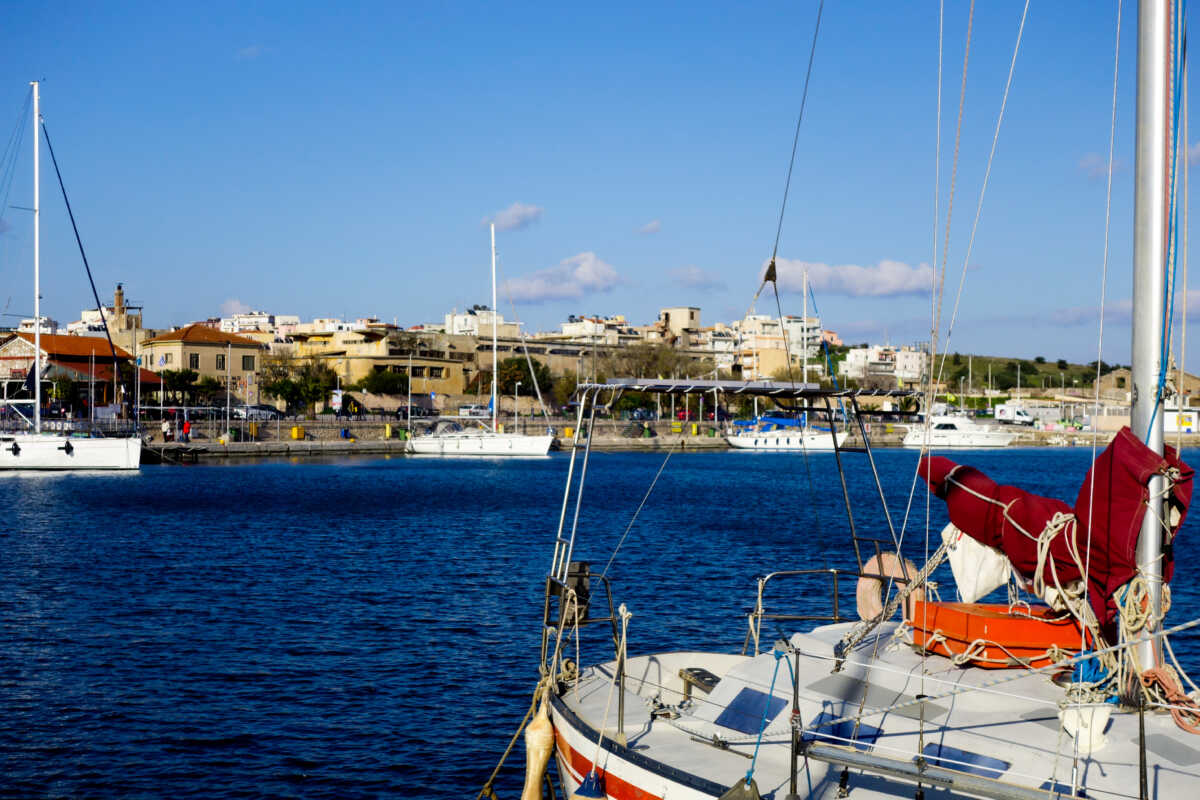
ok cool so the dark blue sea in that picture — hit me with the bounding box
[1,448,1197,797]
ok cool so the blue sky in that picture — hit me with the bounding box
[0,2,1195,368]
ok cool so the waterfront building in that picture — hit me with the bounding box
[0,332,160,411]
[141,324,266,403]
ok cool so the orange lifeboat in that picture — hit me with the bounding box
[911,600,1089,670]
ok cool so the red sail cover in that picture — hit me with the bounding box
[920,427,1192,631]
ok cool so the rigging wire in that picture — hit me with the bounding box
[40,122,122,383]
[0,89,32,231]
[934,0,1031,385]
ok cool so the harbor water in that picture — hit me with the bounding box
[1,448,1197,797]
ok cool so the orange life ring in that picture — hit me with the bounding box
[857,553,924,621]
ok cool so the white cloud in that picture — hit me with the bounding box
[670,265,725,291]
[771,258,933,297]
[638,219,662,235]
[220,298,252,316]
[483,202,543,232]
[504,252,623,303]
[1079,152,1127,178]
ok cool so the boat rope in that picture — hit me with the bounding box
[40,121,123,395]
[935,0,1030,388]
[1178,60,1189,455]
[834,541,949,666]
[475,676,549,800]
[925,0,973,437]
[601,440,680,579]
[581,604,632,785]
[814,614,1200,733]
[744,649,785,785]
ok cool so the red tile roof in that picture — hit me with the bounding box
[142,324,263,348]
[15,332,133,359]
[47,359,162,385]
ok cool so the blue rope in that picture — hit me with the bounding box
[745,649,785,783]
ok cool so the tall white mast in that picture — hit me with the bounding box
[1130,0,1172,673]
[31,81,41,435]
[491,222,498,433]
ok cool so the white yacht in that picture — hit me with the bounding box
[405,223,553,458]
[407,419,552,456]
[725,416,848,451]
[0,83,140,472]
[902,414,1016,449]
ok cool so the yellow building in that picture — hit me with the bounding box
[141,324,266,401]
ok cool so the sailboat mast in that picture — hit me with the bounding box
[1130,0,1173,672]
[31,81,41,435]
[491,222,498,433]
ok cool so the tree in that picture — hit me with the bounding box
[952,352,962,366]
[194,376,224,404]
[160,369,198,404]
[552,371,578,409]
[260,356,337,415]
[1056,358,1069,370]
[496,356,552,395]
[357,369,409,396]
[1035,356,1046,364]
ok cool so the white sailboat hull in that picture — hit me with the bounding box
[407,431,553,456]
[725,429,848,451]
[901,428,1015,448]
[0,433,142,470]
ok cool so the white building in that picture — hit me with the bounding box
[840,345,927,385]
[19,316,61,334]
[220,312,301,334]
[444,306,521,338]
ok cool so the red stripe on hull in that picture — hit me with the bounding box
[553,728,663,800]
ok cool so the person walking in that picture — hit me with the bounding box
[161,418,171,442]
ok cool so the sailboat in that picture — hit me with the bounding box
[498,4,1200,799]
[0,82,140,471]
[407,223,552,456]
[726,272,850,451]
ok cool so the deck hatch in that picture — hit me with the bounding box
[802,710,882,751]
[713,688,787,735]
[919,743,1009,778]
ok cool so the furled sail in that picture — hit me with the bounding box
[919,427,1192,636]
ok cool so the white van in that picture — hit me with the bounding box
[458,404,489,417]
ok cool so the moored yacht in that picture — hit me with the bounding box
[901,414,1016,449]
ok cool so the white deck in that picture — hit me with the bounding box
[552,622,1199,799]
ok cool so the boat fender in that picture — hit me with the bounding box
[8,442,18,456]
[856,553,924,622]
[520,696,554,800]
[58,440,73,455]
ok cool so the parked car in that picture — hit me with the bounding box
[676,410,697,421]
[458,404,489,417]
[396,406,436,419]
[631,408,655,421]
[704,409,731,421]
[234,404,282,420]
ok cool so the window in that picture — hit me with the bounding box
[242,355,255,371]
[163,353,173,364]
[216,354,226,371]
[428,367,444,379]
[188,353,199,369]
[411,366,426,378]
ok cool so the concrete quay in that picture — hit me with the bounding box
[141,417,1200,462]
